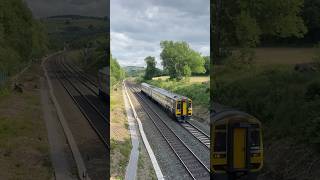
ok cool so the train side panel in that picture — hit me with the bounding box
[98,69,109,98]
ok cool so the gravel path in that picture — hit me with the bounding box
[40,77,78,180]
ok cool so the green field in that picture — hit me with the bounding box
[254,48,316,65]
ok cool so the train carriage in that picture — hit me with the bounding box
[211,105,263,180]
[141,83,192,121]
[98,67,109,99]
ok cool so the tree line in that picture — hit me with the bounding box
[144,41,210,80]
[212,0,320,64]
[0,0,48,75]
[110,55,125,86]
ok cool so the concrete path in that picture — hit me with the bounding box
[123,87,140,180]
[40,77,77,180]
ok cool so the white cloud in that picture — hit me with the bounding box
[111,0,210,68]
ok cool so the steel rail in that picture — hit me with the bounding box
[58,58,109,124]
[51,58,109,149]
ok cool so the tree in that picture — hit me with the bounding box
[110,55,125,86]
[212,0,307,56]
[144,56,157,80]
[160,40,205,80]
[204,56,210,75]
[303,0,320,43]
[0,0,48,75]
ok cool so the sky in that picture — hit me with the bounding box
[111,0,210,68]
[25,0,108,17]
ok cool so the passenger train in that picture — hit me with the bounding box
[141,83,192,122]
[211,104,263,180]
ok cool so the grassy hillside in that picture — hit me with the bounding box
[44,15,107,51]
[44,15,108,73]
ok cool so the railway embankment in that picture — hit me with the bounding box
[0,63,54,179]
[110,85,132,179]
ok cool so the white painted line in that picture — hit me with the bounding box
[123,87,139,180]
[42,53,91,180]
[123,81,165,180]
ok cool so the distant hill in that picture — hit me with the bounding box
[46,15,107,21]
[43,14,107,50]
[124,66,145,77]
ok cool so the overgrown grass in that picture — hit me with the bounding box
[147,77,210,108]
[110,87,132,179]
[0,75,53,179]
[110,138,132,179]
[0,87,10,98]
[213,65,320,146]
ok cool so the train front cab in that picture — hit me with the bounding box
[175,99,192,122]
[211,111,263,180]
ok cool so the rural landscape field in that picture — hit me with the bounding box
[212,0,320,179]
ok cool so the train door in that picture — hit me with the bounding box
[188,99,192,116]
[182,99,187,118]
[233,128,246,169]
[176,101,181,118]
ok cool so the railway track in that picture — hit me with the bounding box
[49,56,109,149]
[63,60,98,88]
[127,85,210,180]
[131,85,210,149]
[181,122,210,148]
[60,57,108,118]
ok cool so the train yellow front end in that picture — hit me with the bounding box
[175,99,192,121]
[211,110,263,180]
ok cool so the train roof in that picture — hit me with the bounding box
[99,67,109,75]
[141,82,189,100]
[210,105,260,124]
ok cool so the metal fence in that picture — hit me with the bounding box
[0,71,8,88]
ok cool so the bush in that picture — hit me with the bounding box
[214,66,320,142]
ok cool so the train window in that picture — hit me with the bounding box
[215,125,226,130]
[214,132,226,152]
[188,100,192,108]
[177,101,181,109]
[250,130,260,149]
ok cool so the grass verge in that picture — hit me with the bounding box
[0,63,53,180]
[110,86,132,179]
